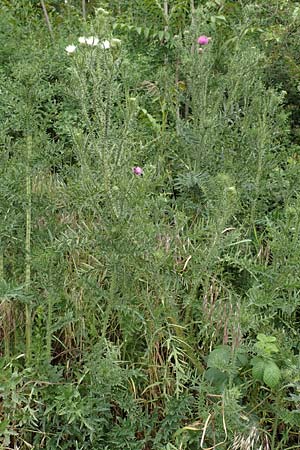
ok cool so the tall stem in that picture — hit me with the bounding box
[250,117,266,227]
[0,249,3,280]
[271,391,280,450]
[163,0,169,30]
[46,290,53,363]
[82,0,86,20]
[163,0,169,65]
[101,266,117,340]
[0,247,10,357]
[190,0,195,26]
[190,0,196,53]
[25,135,32,364]
[40,0,54,39]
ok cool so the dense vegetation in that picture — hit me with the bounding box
[1,1,300,449]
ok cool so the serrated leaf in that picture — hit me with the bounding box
[265,343,279,353]
[236,349,249,367]
[205,367,228,386]
[50,312,74,333]
[252,357,265,382]
[158,30,164,41]
[263,362,281,389]
[178,125,201,144]
[207,345,231,370]
[257,333,267,341]
[140,108,160,131]
[143,27,150,39]
[164,31,171,41]
[257,334,276,343]
[136,27,142,35]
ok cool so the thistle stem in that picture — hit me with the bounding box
[0,248,10,357]
[25,135,32,364]
[46,291,53,363]
[82,0,86,20]
[40,0,54,40]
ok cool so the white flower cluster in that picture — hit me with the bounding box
[78,36,100,46]
[65,36,120,54]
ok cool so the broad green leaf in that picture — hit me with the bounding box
[251,357,266,382]
[164,31,171,41]
[158,30,164,41]
[207,345,231,370]
[263,361,281,389]
[205,368,228,391]
[143,27,150,39]
[257,334,276,343]
[264,343,279,353]
[236,349,249,367]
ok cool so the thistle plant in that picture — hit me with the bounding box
[25,134,32,364]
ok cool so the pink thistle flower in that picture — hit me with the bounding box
[197,35,210,45]
[132,166,143,176]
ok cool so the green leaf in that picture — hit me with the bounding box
[164,31,171,41]
[143,27,150,39]
[251,357,266,382]
[257,334,276,343]
[265,343,279,353]
[0,419,9,433]
[255,334,279,356]
[178,125,201,144]
[140,108,160,131]
[263,361,281,389]
[158,30,164,41]
[214,15,227,22]
[236,349,249,367]
[205,367,228,389]
[207,345,231,370]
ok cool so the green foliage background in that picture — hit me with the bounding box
[1,0,300,449]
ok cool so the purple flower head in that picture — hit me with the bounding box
[197,35,210,45]
[132,166,143,176]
